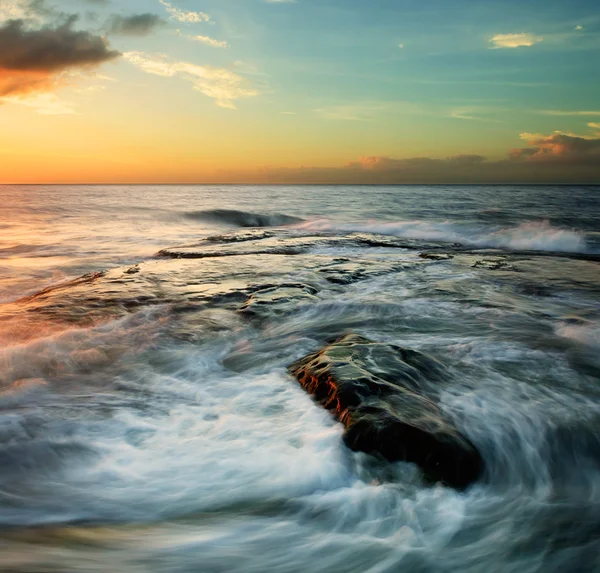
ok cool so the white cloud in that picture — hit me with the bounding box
[314,104,386,121]
[75,85,106,94]
[490,33,543,48]
[451,110,482,121]
[520,127,600,142]
[159,0,210,24]
[398,43,404,49]
[449,105,503,122]
[0,0,29,21]
[189,35,228,48]
[575,25,583,31]
[1,93,76,115]
[124,51,259,109]
[0,0,47,24]
[538,110,600,116]
[94,74,118,83]
[314,101,420,121]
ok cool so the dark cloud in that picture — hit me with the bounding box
[510,133,600,164]
[213,142,600,184]
[0,18,119,71]
[0,17,120,96]
[105,13,165,36]
[345,154,486,172]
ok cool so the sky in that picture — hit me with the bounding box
[0,0,599,184]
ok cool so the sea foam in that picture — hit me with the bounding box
[296,219,589,253]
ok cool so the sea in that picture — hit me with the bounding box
[0,184,599,573]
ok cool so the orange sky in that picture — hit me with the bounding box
[1,0,599,183]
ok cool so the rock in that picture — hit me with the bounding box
[288,334,483,488]
[317,260,409,285]
[419,252,454,261]
[239,283,319,318]
[205,230,276,243]
[472,258,519,271]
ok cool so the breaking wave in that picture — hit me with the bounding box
[185,209,304,228]
[297,219,591,253]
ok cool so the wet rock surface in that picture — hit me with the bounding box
[3,229,597,484]
[156,231,443,260]
[4,228,598,346]
[289,334,483,489]
[419,252,454,261]
[472,258,520,271]
[239,284,319,319]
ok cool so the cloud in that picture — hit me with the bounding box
[511,131,600,162]
[537,110,600,116]
[1,92,76,114]
[348,154,486,170]
[213,154,493,184]
[0,0,46,22]
[575,25,583,31]
[159,0,210,24]
[106,13,165,36]
[314,104,389,121]
[189,34,228,48]
[1,0,75,25]
[213,131,600,184]
[588,122,600,130]
[124,51,259,108]
[490,33,543,48]
[0,18,120,97]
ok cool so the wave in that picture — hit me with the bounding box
[185,209,304,228]
[296,219,590,254]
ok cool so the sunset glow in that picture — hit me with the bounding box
[1,0,599,183]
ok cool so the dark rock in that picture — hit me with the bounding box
[472,258,520,271]
[419,252,454,261]
[288,334,483,489]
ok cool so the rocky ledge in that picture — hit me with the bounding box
[289,334,483,489]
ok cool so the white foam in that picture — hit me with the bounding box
[555,321,600,349]
[296,219,589,253]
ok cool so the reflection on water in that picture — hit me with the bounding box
[0,185,599,572]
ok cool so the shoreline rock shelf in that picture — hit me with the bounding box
[288,334,483,489]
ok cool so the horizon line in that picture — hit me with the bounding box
[2,182,600,187]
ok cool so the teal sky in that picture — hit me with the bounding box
[1,0,599,182]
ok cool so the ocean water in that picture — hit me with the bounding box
[0,184,599,572]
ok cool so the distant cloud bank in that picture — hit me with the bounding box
[215,131,600,184]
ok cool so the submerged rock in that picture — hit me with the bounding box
[419,252,454,261]
[472,258,520,271]
[289,334,483,489]
[239,283,319,318]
